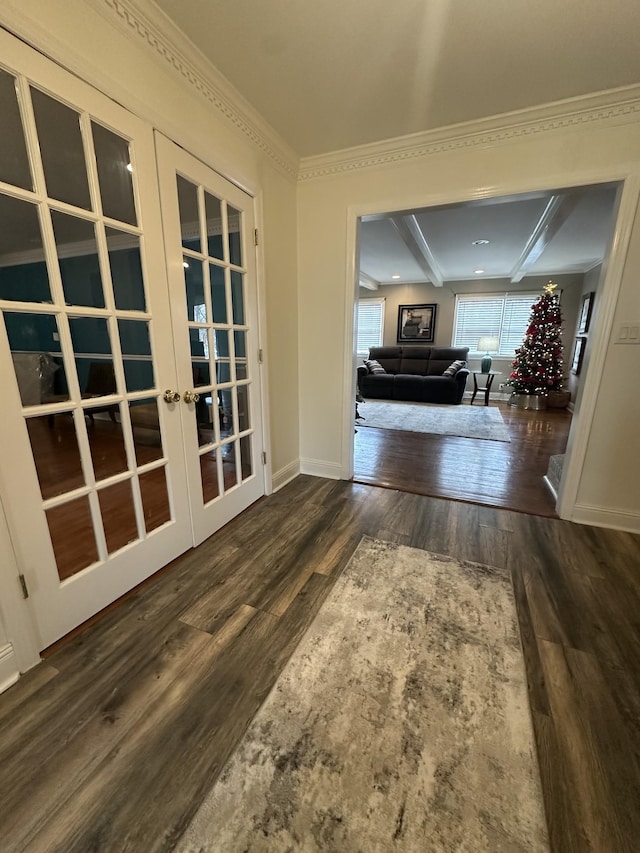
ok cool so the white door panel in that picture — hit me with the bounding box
[0,31,192,647]
[156,135,265,546]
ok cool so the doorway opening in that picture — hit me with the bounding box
[352,182,621,516]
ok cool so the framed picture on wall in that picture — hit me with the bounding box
[397,304,437,343]
[577,292,594,334]
[571,336,587,375]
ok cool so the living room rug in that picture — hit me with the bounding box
[359,400,511,442]
[177,537,548,852]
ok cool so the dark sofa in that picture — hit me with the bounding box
[357,346,469,404]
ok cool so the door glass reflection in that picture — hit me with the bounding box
[230,271,245,324]
[98,480,138,553]
[218,388,233,435]
[86,403,128,480]
[205,192,223,260]
[237,384,250,432]
[196,392,216,447]
[69,317,114,399]
[92,122,137,225]
[214,329,230,381]
[200,449,220,503]
[184,257,205,322]
[27,413,85,499]
[46,495,98,580]
[129,398,164,466]
[227,205,242,266]
[209,263,227,323]
[192,353,210,386]
[0,195,51,303]
[31,87,91,210]
[106,227,146,311]
[234,330,247,380]
[240,435,252,481]
[139,467,171,532]
[4,312,68,405]
[221,440,238,491]
[0,69,32,190]
[51,211,104,308]
[118,319,154,392]
[177,176,200,252]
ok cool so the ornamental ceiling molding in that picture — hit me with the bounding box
[298,89,640,182]
[95,0,298,179]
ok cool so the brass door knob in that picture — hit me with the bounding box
[183,390,200,404]
[163,389,181,403]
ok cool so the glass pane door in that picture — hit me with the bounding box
[156,135,265,546]
[0,36,191,647]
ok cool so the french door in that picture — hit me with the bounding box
[0,32,264,649]
[156,137,265,546]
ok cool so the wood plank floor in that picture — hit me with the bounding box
[354,400,572,516]
[1,476,639,851]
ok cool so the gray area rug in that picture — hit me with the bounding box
[360,400,511,442]
[177,538,548,852]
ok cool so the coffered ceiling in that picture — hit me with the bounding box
[358,183,619,287]
[152,0,640,157]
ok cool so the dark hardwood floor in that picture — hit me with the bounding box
[354,400,572,516]
[0,475,639,851]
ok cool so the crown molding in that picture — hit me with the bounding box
[299,86,640,182]
[89,0,299,179]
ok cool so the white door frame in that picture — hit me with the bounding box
[342,169,639,524]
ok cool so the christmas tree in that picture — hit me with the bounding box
[506,282,564,396]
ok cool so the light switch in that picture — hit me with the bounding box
[616,323,640,343]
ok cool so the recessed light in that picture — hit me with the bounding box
[474,269,485,274]
[391,274,401,280]
[472,239,490,245]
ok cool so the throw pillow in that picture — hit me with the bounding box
[443,360,465,377]
[364,359,386,374]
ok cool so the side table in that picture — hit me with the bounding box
[470,370,501,406]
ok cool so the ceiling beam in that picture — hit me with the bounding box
[510,192,583,283]
[359,271,379,290]
[390,215,444,287]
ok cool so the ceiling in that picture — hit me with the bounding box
[358,183,619,287]
[152,0,640,157]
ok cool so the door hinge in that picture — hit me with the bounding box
[258,348,263,364]
[18,574,29,599]
[262,451,267,465]
[254,228,259,246]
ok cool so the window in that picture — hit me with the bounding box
[193,303,209,357]
[356,298,385,356]
[452,293,538,356]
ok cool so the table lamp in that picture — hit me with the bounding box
[478,336,499,373]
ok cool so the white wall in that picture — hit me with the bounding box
[298,119,640,531]
[567,265,602,402]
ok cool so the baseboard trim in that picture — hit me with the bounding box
[571,504,640,534]
[271,460,301,493]
[299,458,343,480]
[0,642,19,695]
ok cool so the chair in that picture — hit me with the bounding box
[84,362,118,424]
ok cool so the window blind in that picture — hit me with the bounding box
[453,292,538,356]
[357,299,385,355]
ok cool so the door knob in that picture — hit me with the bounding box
[163,389,181,403]
[183,390,200,404]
